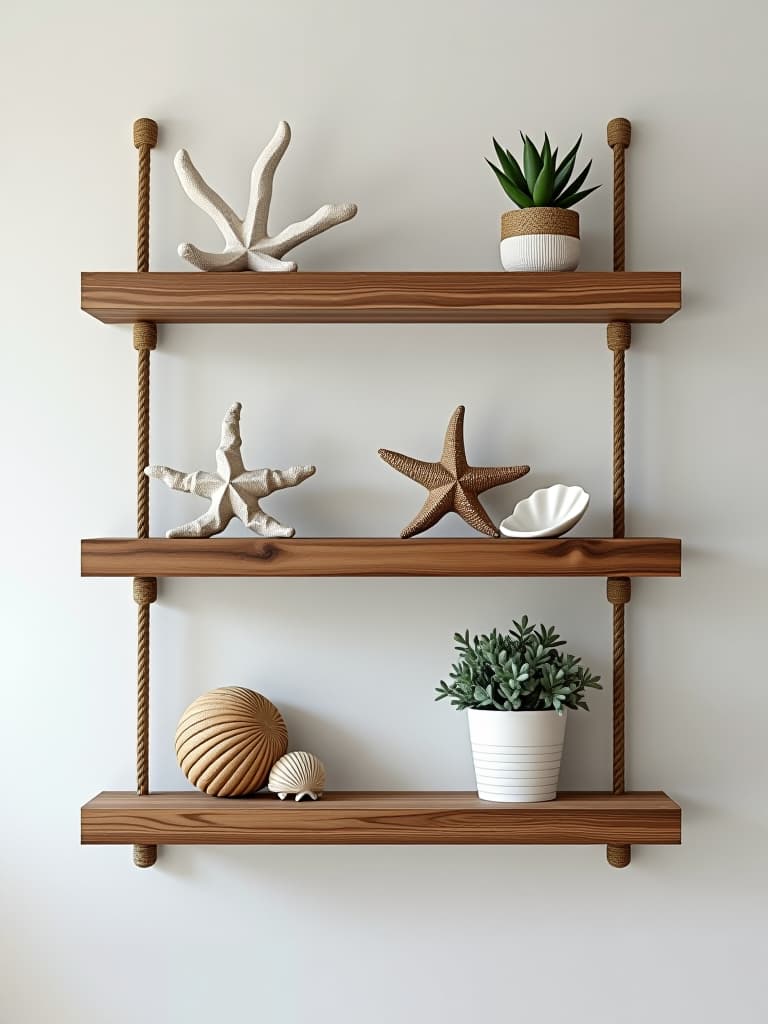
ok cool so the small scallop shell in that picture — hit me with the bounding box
[268,751,326,801]
[175,687,288,797]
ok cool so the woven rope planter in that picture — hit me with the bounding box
[500,207,580,272]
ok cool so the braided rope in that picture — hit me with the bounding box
[607,118,630,273]
[611,145,625,272]
[606,119,632,870]
[608,323,631,538]
[136,146,151,273]
[133,118,156,273]
[132,119,158,869]
[607,578,631,792]
[136,347,151,538]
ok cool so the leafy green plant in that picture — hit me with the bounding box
[487,133,600,209]
[436,616,601,712]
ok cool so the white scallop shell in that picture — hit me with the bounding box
[499,484,590,539]
[268,751,326,801]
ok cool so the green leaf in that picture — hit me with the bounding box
[532,136,555,205]
[522,136,542,192]
[556,160,594,204]
[557,185,601,209]
[492,139,530,196]
[486,160,534,208]
[552,135,582,198]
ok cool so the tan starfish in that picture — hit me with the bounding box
[378,406,530,538]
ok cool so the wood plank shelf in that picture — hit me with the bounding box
[81,537,682,578]
[81,791,682,846]
[81,271,681,325]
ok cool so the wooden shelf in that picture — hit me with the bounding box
[81,791,681,846]
[80,537,681,578]
[81,271,681,325]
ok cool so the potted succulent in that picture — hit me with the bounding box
[486,133,600,272]
[436,617,601,802]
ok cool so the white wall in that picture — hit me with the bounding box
[2,1,767,1020]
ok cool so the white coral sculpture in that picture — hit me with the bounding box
[174,121,358,272]
[146,402,315,538]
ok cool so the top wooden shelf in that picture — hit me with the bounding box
[81,271,681,325]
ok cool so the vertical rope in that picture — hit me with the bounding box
[607,117,631,273]
[608,322,630,539]
[132,118,158,869]
[606,118,632,870]
[134,118,156,273]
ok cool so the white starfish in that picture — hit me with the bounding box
[146,403,316,538]
[174,121,358,272]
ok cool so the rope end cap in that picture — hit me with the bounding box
[607,118,631,149]
[607,843,631,868]
[133,118,158,148]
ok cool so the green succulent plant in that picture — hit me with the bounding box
[487,133,600,210]
[436,616,601,713]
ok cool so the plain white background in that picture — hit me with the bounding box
[2,1,767,1021]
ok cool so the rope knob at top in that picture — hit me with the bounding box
[607,117,631,149]
[133,118,158,149]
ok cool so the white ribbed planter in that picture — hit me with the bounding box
[499,207,580,272]
[500,234,580,272]
[467,708,567,802]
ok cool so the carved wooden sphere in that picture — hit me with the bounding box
[175,687,288,797]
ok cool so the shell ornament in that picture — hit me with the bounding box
[268,751,326,801]
[175,687,288,797]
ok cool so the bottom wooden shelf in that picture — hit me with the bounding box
[81,791,681,846]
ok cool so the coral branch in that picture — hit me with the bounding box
[175,122,357,272]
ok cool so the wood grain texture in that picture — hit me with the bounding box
[80,791,682,846]
[81,272,682,324]
[80,537,682,578]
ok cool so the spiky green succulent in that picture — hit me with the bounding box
[487,133,600,209]
[435,616,601,713]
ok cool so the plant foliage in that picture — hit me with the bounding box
[436,616,601,712]
[486,133,600,209]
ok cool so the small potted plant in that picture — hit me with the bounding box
[486,133,600,272]
[436,617,601,802]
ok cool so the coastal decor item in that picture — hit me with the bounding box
[378,405,529,538]
[175,687,288,797]
[146,402,316,538]
[436,617,601,801]
[486,132,600,271]
[175,120,358,272]
[499,484,590,539]
[268,751,327,801]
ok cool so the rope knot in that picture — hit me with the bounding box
[133,844,157,868]
[607,321,631,352]
[133,322,157,351]
[607,118,631,149]
[607,576,631,605]
[133,577,157,605]
[607,844,631,868]
[133,118,158,149]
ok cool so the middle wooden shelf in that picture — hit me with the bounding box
[81,536,681,578]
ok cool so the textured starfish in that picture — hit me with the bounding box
[146,403,315,538]
[174,121,357,272]
[378,406,530,538]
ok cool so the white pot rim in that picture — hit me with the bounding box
[467,708,565,715]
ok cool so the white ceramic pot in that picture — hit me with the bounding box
[499,208,580,272]
[467,708,567,802]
